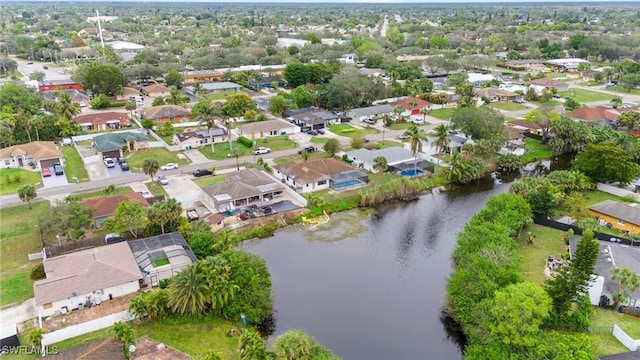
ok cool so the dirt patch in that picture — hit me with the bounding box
[43,293,135,332]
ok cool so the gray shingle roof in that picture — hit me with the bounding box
[237,119,292,135]
[590,200,640,226]
[203,169,284,203]
[348,104,394,118]
[347,147,415,166]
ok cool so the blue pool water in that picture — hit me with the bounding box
[332,179,362,190]
[400,169,424,177]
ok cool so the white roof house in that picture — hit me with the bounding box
[106,41,145,51]
[276,38,310,49]
[467,73,496,87]
[545,58,589,69]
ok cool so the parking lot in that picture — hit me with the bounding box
[41,167,70,188]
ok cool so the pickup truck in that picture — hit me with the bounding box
[186,208,199,222]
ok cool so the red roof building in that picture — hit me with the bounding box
[83,193,150,228]
[74,112,130,131]
[389,97,434,115]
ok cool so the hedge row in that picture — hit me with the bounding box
[238,136,254,148]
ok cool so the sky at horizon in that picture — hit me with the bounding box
[4,0,639,3]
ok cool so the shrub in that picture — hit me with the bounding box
[12,174,21,183]
[109,100,128,108]
[340,128,356,133]
[30,263,45,280]
[238,136,254,148]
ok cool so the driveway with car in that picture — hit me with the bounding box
[41,167,70,188]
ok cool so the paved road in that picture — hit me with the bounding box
[12,56,71,82]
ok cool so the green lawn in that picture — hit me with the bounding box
[194,175,228,187]
[428,108,455,120]
[0,202,51,305]
[59,146,90,183]
[489,102,527,111]
[126,148,190,173]
[606,85,640,96]
[558,89,614,103]
[146,181,168,197]
[581,81,603,87]
[310,137,329,144]
[373,140,404,149]
[589,308,640,356]
[329,124,379,138]
[520,138,553,163]
[71,186,133,200]
[273,151,330,165]
[387,123,419,130]
[518,225,567,286]
[199,136,297,160]
[0,168,43,195]
[583,190,635,207]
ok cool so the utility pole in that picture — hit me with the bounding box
[95,10,105,50]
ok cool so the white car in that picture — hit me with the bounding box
[103,158,115,168]
[157,175,169,185]
[253,147,271,155]
[411,118,425,125]
[160,163,179,171]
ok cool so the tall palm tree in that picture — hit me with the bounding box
[274,330,312,360]
[203,257,238,311]
[55,92,81,120]
[218,104,235,150]
[611,267,640,309]
[167,265,209,315]
[229,148,243,170]
[442,148,467,183]
[142,158,160,183]
[420,107,430,122]
[406,125,426,171]
[147,198,182,234]
[196,103,218,152]
[165,87,186,106]
[430,124,450,158]
[373,156,388,173]
[610,96,623,109]
[28,114,45,142]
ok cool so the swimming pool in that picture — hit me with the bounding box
[331,179,363,190]
[399,169,424,177]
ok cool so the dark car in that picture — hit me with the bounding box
[298,146,316,154]
[193,168,213,177]
[53,164,64,176]
[306,129,319,136]
[317,128,325,134]
[261,206,274,216]
[120,161,130,171]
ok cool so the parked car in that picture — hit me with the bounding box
[298,146,316,154]
[398,133,410,140]
[193,168,213,177]
[261,206,275,216]
[26,62,33,65]
[120,161,129,171]
[105,233,124,245]
[306,129,319,136]
[141,191,152,199]
[41,167,51,177]
[513,98,526,104]
[42,65,48,70]
[103,158,115,168]
[160,163,179,170]
[253,147,271,155]
[363,118,376,125]
[53,164,64,176]
[411,118,424,125]
[186,208,199,222]
[157,175,169,185]
[317,128,325,134]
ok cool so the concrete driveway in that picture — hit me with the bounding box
[41,167,69,188]
[162,174,204,203]
[86,161,110,181]
[0,298,36,325]
[106,165,132,178]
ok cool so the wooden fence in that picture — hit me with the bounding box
[45,236,104,257]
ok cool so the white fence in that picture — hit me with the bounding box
[261,170,307,207]
[42,310,135,346]
[613,324,640,351]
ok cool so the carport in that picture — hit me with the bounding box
[39,157,61,168]
[102,149,121,159]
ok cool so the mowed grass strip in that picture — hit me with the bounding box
[0,168,43,195]
[126,148,190,173]
[0,202,51,305]
[518,225,567,286]
[428,108,455,120]
[558,89,614,103]
[329,124,378,138]
[60,145,90,183]
[193,175,227,187]
[199,136,297,160]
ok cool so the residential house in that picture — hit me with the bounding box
[0,141,63,170]
[93,131,149,158]
[186,82,241,95]
[572,107,619,125]
[202,213,225,233]
[359,68,387,78]
[590,200,640,235]
[202,168,285,212]
[106,41,144,52]
[83,193,150,228]
[467,73,496,87]
[338,53,356,64]
[181,70,223,83]
[528,78,569,93]
[346,104,394,121]
[74,112,130,131]
[78,27,100,37]
[569,237,640,310]
[473,87,519,102]
[276,38,310,49]
[172,128,226,150]
[389,97,434,116]
[346,147,435,174]
[142,105,191,123]
[283,107,340,131]
[236,119,299,140]
[34,242,142,318]
[127,232,197,289]
[247,76,285,90]
[507,119,545,137]
[447,131,474,153]
[116,87,141,101]
[545,58,590,70]
[444,93,462,108]
[504,59,544,71]
[143,84,171,98]
[42,89,91,105]
[38,79,83,92]
[273,158,367,193]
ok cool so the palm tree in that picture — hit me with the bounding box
[430,124,450,158]
[229,148,243,170]
[442,148,467,183]
[203,257,238,311]
[611,267,640,309]
[196,103,218,153]
[112,321,135,358]
[51,92,81,121]
[393,105,405,121]
[274,330,312,360]
[27,114,44,142]
[18,185,36,209]
[610,96,623,109]
[128,293,148,318]
[142,158,160,182]
[420,107,430,122]
[167,264,210,315]
[216,103,235,150]
[239,328,269,360]
[373,156,388,173]
[406,125,426,171]
[125,100,137,117]
[147,198,182,234]
[165,87,186,106]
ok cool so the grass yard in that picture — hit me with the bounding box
[489,102,527,111]
[589,308,640,356]
[126,148,190,173]
[71,186,133,200]
[0,202,51,305]
[373,140,404,149]
[428,108,455,120]
[583,190,635,207]
[559,89,614,103]
[520,138,553,163]
[310,137,329,144]
[0,168,43,195]
[59,145,89,183]
[607,85,640,96]
[273,151,330,165]
[387,122,418,130]
[329,124,379,138]
[199,136,297,160]
[146,181,168,197]
[518,225,567,286]
[193,175,228,187]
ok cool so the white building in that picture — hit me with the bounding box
[545,58,590,70]
[276,38,310,49]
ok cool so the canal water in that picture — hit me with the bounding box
[241,176,512,360]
